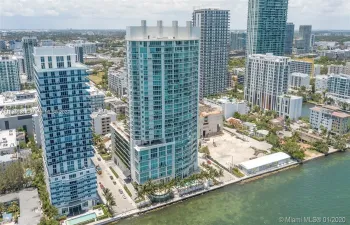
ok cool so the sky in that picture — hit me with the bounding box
[0,0,349,30]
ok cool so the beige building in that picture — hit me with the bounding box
[199,104,223,138]
[90,110,117,135]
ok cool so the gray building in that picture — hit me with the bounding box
[0,40,6,50]
[297,25,312,54]
[22,37,38,82]
[193,8,230,99]
[290,60,313,77]
[284,23,294,55]
[0,55,21,93]
[230,31,246,51]
[246,0,289,56]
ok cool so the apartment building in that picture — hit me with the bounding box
[91,110,117,135]
[193,8,230,98]
[125,20,200,184]
[33,46,97,214]
[244,53,290,110]
[289,72,310,89]
[0,55,21,92]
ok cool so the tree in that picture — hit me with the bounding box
[282,140,305,161]
[313,141,329,154]
[0,202,5,214]
[334,136,347,152]
[233,112,241,119]
[266,131,280,147]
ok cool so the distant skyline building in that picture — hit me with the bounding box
[284,22,294,55]
[124,20,200,184]
[296,25,312,54]
[244,53,290,110]
[230,31,246,51]
[0,55,21,93]
[22,37,38,82]
[193,8,230,99]
[33,46,97,214]
[246,0,289,56]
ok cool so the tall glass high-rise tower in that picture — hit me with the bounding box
[22,37,38,82]
[193,8,230,99]
[33,47,97,215]
[0,55,21,92]
[246,0,289,56]
[126,21,200,184]
[298,25,312,53]
[284,23,295,55]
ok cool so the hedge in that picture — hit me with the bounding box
[75,218,96,225]
[109,166,119,178]
[123,184,132,197]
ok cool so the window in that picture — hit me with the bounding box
[56,56,64,68]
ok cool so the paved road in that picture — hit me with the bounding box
[92,155,136,214]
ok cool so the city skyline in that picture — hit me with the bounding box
[1,0,350,30]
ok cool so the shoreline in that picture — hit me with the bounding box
[93,149,344,225]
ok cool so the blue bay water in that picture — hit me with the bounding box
[115,152,350,225]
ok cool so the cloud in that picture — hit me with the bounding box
[0,0,349,29]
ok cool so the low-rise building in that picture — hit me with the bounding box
[290,59,314,77]
[314,64,321,76]
[110,121,131,176]
[243,122,257,133]
[0,129,18,154]
[320,49,350,60]
[91,110,117,135]
[315,75,329,93]
[0,90,38,136]
[327,73,350,100]
[204,97,249,120]
[108,67,127,97]
[310,105,350,135]
[239,152,291,175]
[255,130,269,138]
[232,68,245,85]
[0,154,18,171]
[276,95,303,120]
[199,104,223,138]
[87,85,105,111]
[104,97,127,115]
[289,72,310,89]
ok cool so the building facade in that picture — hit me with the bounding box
[296,25,312,54]
[276,95,303,120]
[327,63,350,75]
[289,72,310,89]
[193,8,230,99]
[230,31,246,51]
[290,59,313,77]
[327,74,350,100]
[126,21,200,184]
[0,56,21,93]
[244,53,290,110]
[284,22,294,55]
[246,0,288,56]
[91,110,117,135]
[87,85,105,112]
[33,47,97,215]
[22,37,38,82]
[310,106,350,135]
[315,75,329,93]
[108,67,128,97]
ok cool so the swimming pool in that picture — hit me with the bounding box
[66,212,97,225]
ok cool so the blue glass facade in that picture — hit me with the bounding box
[33,47,97,215]
[127,37,200,184]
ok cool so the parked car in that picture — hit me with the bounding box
[99,182,105,189]
[113,181,117,185]
[110,176,114,180]
[119,189,123,194]
[97,157,101,161]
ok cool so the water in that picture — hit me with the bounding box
[116,152,350,225]
[301,102,316,118]
[66,212,97,225]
